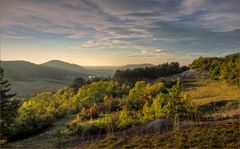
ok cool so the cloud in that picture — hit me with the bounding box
[1,0,239,65]
[2,33,34,40]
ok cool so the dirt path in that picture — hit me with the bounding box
[2,115,75,149]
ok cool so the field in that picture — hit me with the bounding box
[9,80,69,97]
[184,78,240,105]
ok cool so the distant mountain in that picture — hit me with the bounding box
[42,60,116,77]
[41,60,86,73]
[0,60,156,82]
[0,60,88,81]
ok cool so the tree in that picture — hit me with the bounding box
[161,80,192,121]
[141,100,154,122]
[0,67,18,140]
[118,109,135,129]
[141,80,193,122]
[70,77,85,92]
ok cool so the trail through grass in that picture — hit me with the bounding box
[2,115,75,149]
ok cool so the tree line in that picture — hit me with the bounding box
[113,62,189,84]
[190,53,240,85]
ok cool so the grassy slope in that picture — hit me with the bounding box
[79,70,240,148]
[185,79,240,105]
[81,120,239,149]
[3,69,239,148]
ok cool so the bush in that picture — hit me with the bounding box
[68,115,118,136]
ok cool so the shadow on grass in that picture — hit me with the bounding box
[199,100,240,113]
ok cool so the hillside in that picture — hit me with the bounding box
[41,60,88,73]
[0,60,159,96]
[81,120,239,149]
[2,69,240,148]
[0,60,88,96]
[0,60,88,81]
[165,69,240,104]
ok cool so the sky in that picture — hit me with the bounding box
[0,0,239,66]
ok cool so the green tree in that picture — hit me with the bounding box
[162,81,191,120]
[118,109,136,129]
[129,81,150,99]
[0,67,19,140]
[141,100,154,122]
[141,80,193,122]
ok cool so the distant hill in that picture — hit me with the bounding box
[0,60,88,81]
[0,60,158,96]
[0,60,160,81]
[41,60,87,73]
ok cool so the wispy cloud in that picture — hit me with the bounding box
[1,0,239,65]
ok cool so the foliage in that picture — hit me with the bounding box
[118,109,138,129]
[8,87,75,140]
[72,81,130,110]
[113,62,189,84]
[70,77,85,92]
[0,67,19,140]
[77,103,104,121]
[66,80,193,137]
[103,96,121,113]
[68,114,118,136]
[141,81,194,122]
[14,92,55,138]
[190,53,240,85]
[123,81,166,111]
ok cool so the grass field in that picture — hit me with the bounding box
[184,79,240,105]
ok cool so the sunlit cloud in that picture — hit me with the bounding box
[1,0,239,65]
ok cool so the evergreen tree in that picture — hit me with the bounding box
[70,77,85,92]
[0,67,18,140]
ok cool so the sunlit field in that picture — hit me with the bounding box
[185,79,240,105]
